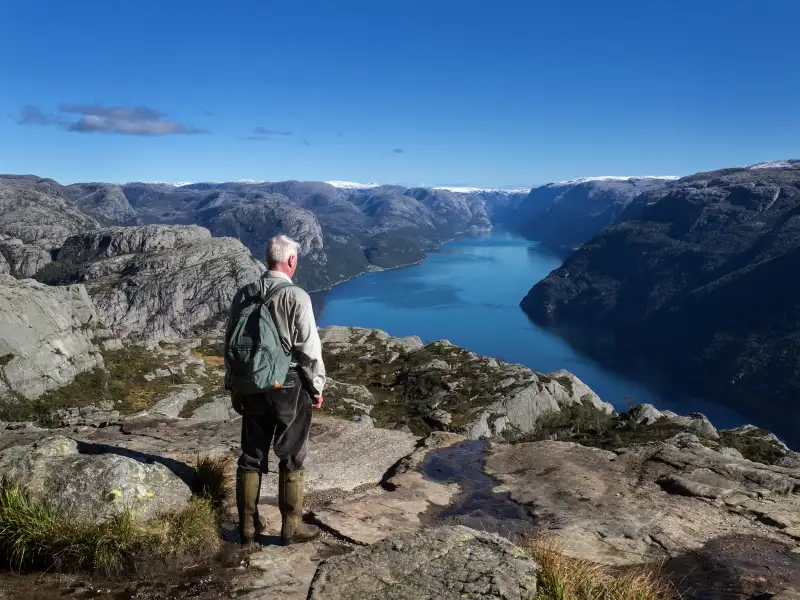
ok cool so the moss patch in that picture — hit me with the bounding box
[322,338,521,436]
[719,429,786,465]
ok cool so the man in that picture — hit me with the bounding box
[226,234,326,546]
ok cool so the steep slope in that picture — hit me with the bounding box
[63,183,139,225]
[521,161,800,429]
[500,177,677,255]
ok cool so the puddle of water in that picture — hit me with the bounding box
[420,440,534,541]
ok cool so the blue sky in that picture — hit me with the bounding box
[2,0,798,187]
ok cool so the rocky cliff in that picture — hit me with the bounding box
[0,328,798,599]
[498,177,676,255]
[522,161,800,441]
[35,225,264,340]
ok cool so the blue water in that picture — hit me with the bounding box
[313,231,751,429]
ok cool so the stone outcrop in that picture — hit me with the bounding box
[0,179,98,248]
[321,325,613,439]
[0,435,191,522]
[0,234,52,278]
[307,526,539,600]
[0,276,106,401]
[41,225,265,340]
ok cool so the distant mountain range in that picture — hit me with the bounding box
[0,175,535,290]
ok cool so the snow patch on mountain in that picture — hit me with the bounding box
[433,186,531,194]
[746,160,797,171]
[545,175,681,187]
[325,181,382,190]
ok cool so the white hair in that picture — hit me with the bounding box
[266,234,301,266]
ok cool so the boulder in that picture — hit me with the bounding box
[0,276,106,400]
[0,436,191,522]
[662,411,719,440]
[190,395,238,421]
[150,384,204,417]
[307,526,539,600]
[627,403,664,425]
[543,369,614,414]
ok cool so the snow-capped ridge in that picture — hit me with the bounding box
[135,181,194,187]
[745,160,798,171]
[546,175,681,187]
[325,181,382,190]
[433,186,531,194]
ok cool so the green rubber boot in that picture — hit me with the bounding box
[279,469,320,546]
[236,470,261,545]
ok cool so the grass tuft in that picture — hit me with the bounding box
[0,459,227,575]
[192,455,231,520]
[523,536,674,600]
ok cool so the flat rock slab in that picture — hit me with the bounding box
[307,526,539,600]
[264,419,418,495]
[234,543,322,600]
[0,416,418,501]
[310,471,459,545]
[486,440,800,566]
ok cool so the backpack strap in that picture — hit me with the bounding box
[258,279,295,304]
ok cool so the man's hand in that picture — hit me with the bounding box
[312,395,324,409]
[231,391,244,415]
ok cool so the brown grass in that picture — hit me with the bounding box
[523,537,675,600]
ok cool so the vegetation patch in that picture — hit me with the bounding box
[0,346,187,425]
[507,400,692,451]
[524,537,673,600]
[0,457,227,575]
[322,339,518,436]
[718,429,785,465]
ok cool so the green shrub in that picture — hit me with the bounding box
[0,456,228,574]
[718,429,785,465]
[0,481,219,574]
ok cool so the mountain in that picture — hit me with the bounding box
[0,175,533,291]
[521,160,800,432]
[496,176,678,255]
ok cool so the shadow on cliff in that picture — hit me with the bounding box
[658,533,800,599]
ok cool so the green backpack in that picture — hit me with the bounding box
[224,279,294,394]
